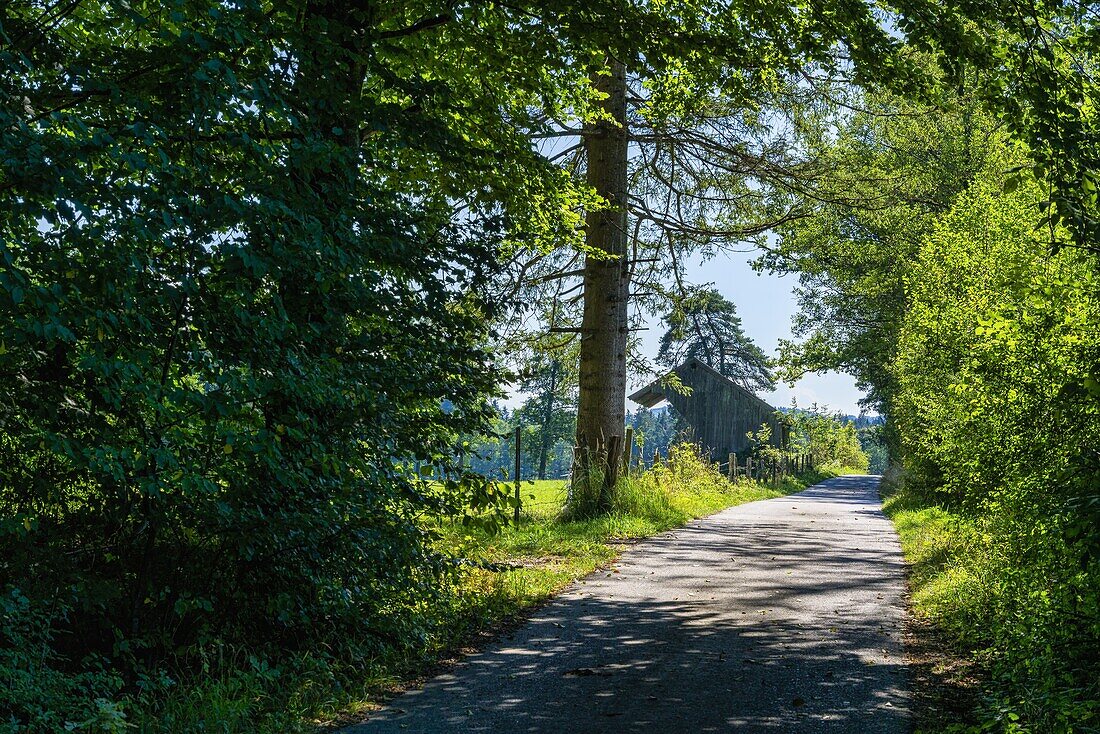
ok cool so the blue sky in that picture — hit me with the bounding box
[631,249,872,416]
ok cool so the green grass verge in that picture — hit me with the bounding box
[882,486,989,645]
[133,452,845,733]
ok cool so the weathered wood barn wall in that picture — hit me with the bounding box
[629,358,787,458]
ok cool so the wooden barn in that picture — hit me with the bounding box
[629,358,788,458]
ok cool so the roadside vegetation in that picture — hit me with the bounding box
[873,176,1100,729]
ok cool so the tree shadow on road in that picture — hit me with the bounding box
[352,476,909,733]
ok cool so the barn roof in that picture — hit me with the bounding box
[628,357,776,413]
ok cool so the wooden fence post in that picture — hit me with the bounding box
[746,455,752,482]
[623,426,634,476]
[514,426,521,523]
[728,453,736,481]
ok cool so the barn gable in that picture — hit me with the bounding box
[629,358,786,457]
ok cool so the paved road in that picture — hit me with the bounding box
[345,475,909,733]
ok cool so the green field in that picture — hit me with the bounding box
[513,478,570,518]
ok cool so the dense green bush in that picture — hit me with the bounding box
[1,590,128,733]
[892,155,1100,730]
[1,2,548,726]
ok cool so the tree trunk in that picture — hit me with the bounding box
[575,58,629,506]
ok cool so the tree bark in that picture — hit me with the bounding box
[575,59,629,505]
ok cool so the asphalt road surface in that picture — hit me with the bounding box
[345,474,909,733]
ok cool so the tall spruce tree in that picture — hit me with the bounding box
[658,288,774,393]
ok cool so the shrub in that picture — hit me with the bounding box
[1,3,508,727]
[0,588,129,734]
[891,163,1100,730]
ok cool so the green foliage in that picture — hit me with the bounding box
[0,590,128,734]
[461,406,575,483]
[628,406,683,464]
[915,0,1100,253]
[514,353,578,480]
[620,443,779,520]
[564,441,810,523]
[775,408,870,472]
[745,421,782,466]
[560,450,613,521]
[885,478,1100,733]
[882,489,989,645]
[761,81,1000,412]
[889,158,1100,730]
[0,1,575,727]
[857,425,890,475]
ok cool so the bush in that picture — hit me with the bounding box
[0,589,128,734]
[890,161,1100,730]
[1,3,509,729]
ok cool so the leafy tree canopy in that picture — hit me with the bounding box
[758,79,1002,412]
